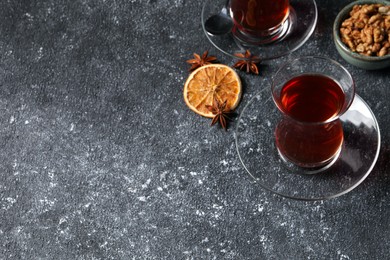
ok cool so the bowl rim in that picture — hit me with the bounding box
[333,0,390,61]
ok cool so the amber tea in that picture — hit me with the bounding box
[279,74,345,122]
[274,74,346,167]
[230,0,290,39]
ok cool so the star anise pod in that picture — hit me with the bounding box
[233,50,260,74]
[205,98,233,131]
[186,51,217,71]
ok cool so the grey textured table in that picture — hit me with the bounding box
[0,0,389,259]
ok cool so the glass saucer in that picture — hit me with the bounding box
[201,0,318,61]
[235,90,381,201]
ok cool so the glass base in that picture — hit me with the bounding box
[276,143,342,175]
[235,89,381,201]
[202,0,318,61]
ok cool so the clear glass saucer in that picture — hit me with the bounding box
[235,90,381,201]
[201,0,318,61]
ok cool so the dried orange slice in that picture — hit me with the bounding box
[183,64,242,118]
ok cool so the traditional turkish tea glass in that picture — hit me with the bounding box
[229,0,290,44]
[271,56,355,171]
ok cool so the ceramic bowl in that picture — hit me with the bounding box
[333,0,390,70]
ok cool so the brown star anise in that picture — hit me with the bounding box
[186,51,217,71]
[233,50,260,74]
[205,98,233,131]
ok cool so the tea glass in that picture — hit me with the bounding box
[271,56,355,172]
[229,0,291,44]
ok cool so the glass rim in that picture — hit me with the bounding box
[271,55,356,125]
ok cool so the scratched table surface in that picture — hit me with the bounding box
[0,0,389,259]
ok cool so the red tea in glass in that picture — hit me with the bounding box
[272,57,355,170]
[274,74,345,168]
[279,74,345,122]
[230,0,290,42]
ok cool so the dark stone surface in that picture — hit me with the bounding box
[0,0,389,259]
